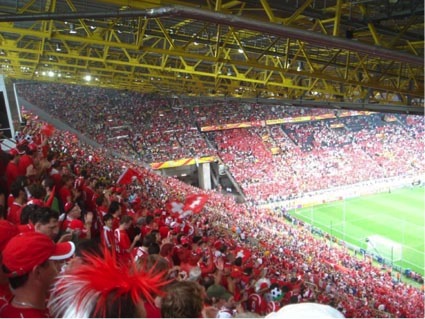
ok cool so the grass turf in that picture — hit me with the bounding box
[289,186,424,275]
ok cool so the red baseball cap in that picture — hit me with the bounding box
[9,148,25,156]
[0,220,19,251]
[69,219,84,231]
[2,232,75,277]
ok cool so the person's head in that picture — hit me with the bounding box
[108,200,121,217]
[94,180,106,194]
[149,229,160,242]
[10,177,27,200]
[95,194,106,207]
[142,233,154,248]
[65,202,81,219]
[2,232,75,293]
[42,176,55,192]
[66,239,104,271]
[148,242,160,255]
[103,213,113,228]
[61,174,74,187]
[145,215,154,225]
[33,206,60,239]
[137,254,170,279]
[48,248,169,318]
[28,183,47,200]
[8,147,24,161]
[120,215,133,229]
[21,203,40,225]
[161,280,204,318]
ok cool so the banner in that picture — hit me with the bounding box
[150,156,216,170]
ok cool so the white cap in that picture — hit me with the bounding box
[265,302,345,319]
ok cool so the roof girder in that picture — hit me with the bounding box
[0,0,422,112]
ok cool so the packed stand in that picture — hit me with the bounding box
[17,83,424,206]
[0,108,424,318]
[208,114,424,204]
[17,84,216,163]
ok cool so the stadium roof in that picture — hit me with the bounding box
[0,0,423,114]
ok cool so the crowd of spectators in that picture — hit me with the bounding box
[17,83,424,206]
[0,83,424,317]
[17,84,216,163]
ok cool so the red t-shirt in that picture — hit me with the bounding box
[101,226,115,250]
[112,216,120,231]
[58,186,72,205]
[7,194,14,209]
[18,154,33,176]
[83,186,95,212]
[5,162,20,191]
[7,202,23,225]
[17,223,35,233]
[0,302,50,318]
[114,228,132,265]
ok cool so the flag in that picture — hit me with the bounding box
[183,194,209,214]
[165,199,184,215]
[116,167,141,185]
[234,247,252,263]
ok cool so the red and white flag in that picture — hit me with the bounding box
[234,247,252,263]
[166,199,184,215]
[116,167,141,185]
[183,194,209,214]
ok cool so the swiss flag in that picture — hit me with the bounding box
[116,167,141,185]
[166,199,184,215]
[233,247,252,263]
[183,194,209,214]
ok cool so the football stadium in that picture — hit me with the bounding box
[0,1,424,318]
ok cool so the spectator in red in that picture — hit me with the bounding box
[0,220,19,311]
[60,202,82,233]
[0,149,10,208]
[90,180,106,211]
[246,279,271,316]
[100,213,115,251]
[141,215,155,238]
[108,200,122,231]
[17,204,38,233]
[133,233,153,263]
[58,174,75,206]
[33,207,60,240]
[95,194,108,218]
[0,232,75,318]
[17,143,38,178]
[5,148,24,192]
[6,178,27,225]
[114,215,141,266]
[82,176,97,213]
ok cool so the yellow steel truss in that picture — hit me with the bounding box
[0,0,423,112]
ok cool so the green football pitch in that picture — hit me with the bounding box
[289,187,424,275]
